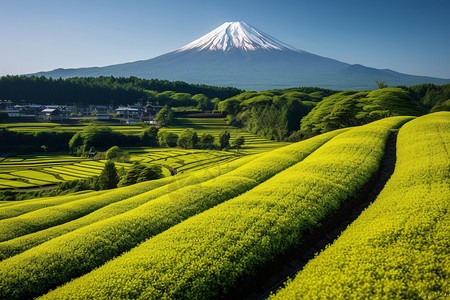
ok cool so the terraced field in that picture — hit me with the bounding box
[0,117,287,189]
[0,149,244,189]
[0,122,146,134]
[167,117,287,154]
[0,155,129,188]
[0,113,448,299]
[129,148,240,173]
[0,118,289,154]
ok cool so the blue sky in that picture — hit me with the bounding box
[1,0,449,78]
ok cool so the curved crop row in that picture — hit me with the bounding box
[0,190,107,220]
[0,129,342,299]
[0,173,187,242]
[37,117,411,300]
[271,112,450,299]
[0,189,100,207]
[0,155,259,260]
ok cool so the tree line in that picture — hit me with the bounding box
[0,76,242,105]
[399,83,450,110]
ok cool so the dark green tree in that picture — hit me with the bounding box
[211,98,221,111]
[118,162,162,187]
[136,165,163,183]
[376,80,387,89]
[157,131,178,147]
[218,131,231,149]
[177,129,198,149]
[231,135,245,150]
[155,105,174,127]
[106,146,130,162]
[140,126,159,146]
[98,161,119,190]
[81,125,121,151]
[199,133,215,149]
[68,132,84,154]
[218,99,242,115]
[430,99,450,112]
[194,94,214,111]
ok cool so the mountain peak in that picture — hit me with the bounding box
[175,21,299,52]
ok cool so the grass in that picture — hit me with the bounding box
[0,168,194,242]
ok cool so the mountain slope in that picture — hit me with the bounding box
[31,22,450,90]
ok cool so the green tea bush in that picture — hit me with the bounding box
[36,117,410,299]
[0,156,258,260]
[0,126,342,299]
[271,112,449,299]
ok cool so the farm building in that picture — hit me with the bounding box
[144,104,163,121]
[41,108,63,120]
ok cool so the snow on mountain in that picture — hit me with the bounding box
[176,21,300,52]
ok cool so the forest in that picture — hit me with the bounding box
[0,75,242,105]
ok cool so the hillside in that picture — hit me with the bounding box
[217,86,437,141]
[300,87,426,134]
[0,113,448,299]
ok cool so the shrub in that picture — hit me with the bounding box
[105,146,130,162]
[139,126,159,146]
[118,162,163,187]
[218,130,231,149]
[199,133,215,149]
[177,129,198,149]
[158,131,178,147]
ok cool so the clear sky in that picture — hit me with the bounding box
[1,0,449,78]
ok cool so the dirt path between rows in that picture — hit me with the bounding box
[225,131,398,300]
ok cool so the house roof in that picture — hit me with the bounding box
[116,107,139,112]
[42,108,59,113]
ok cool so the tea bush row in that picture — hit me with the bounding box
[0,128,342,299]
[271,112,449,299]
[37,117,410,299]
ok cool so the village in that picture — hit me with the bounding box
[0,100,163,124]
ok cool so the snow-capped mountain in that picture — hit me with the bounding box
[176,21,298,52]
[30,22,450,90]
